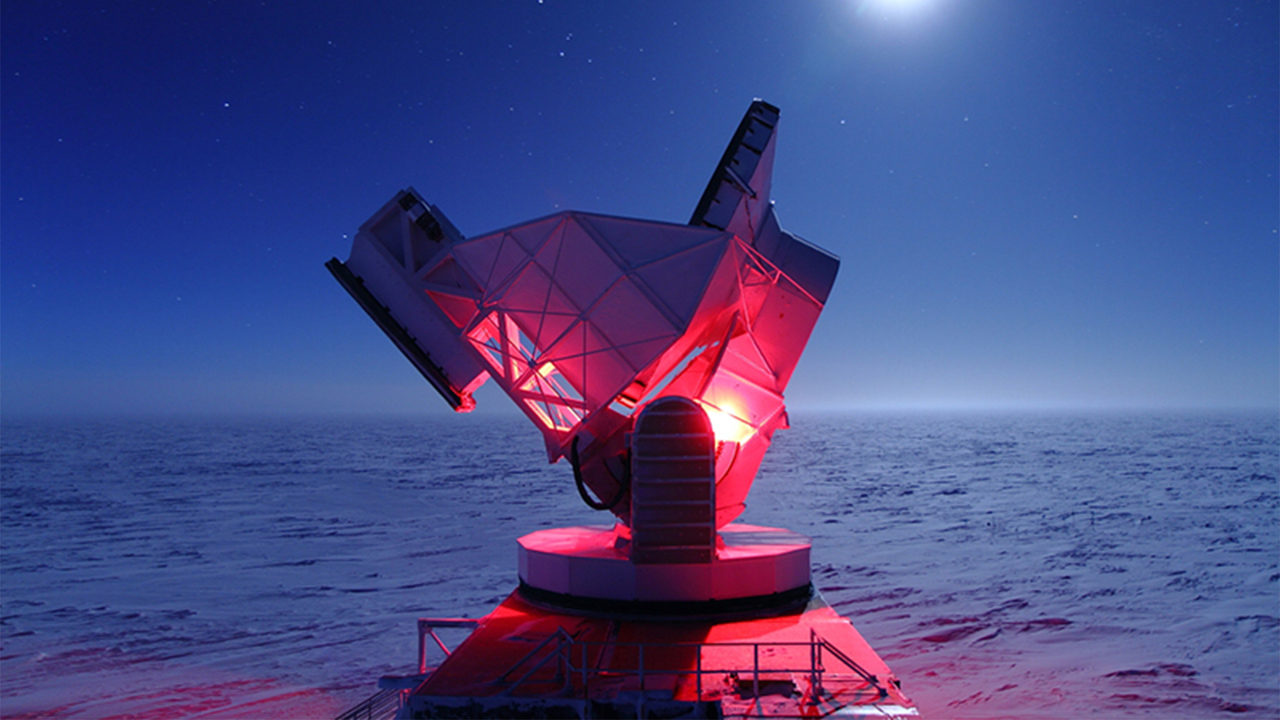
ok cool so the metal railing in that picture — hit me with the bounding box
[334,688,400,720]
[417,617,481,674]
[340,616,891,719]
[332,618,483,720]
[494,627,888,711]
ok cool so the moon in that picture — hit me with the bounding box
[862,0,935,14]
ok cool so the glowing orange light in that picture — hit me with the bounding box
[700,399,755,444]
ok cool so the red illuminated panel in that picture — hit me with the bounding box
[339,103,839,527]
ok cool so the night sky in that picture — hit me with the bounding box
[3,0,1276,417]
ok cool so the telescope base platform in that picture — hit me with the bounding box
[517,523,812,605]
[396,587,917,719]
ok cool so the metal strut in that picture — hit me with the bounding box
[569,435,630,511]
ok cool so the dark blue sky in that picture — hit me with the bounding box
[3,0,1276,416]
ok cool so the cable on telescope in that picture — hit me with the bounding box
[570,435,630,511]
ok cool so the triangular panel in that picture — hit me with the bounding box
[745,274,823,392]
[450,233,505,291]
[632,239,728,326]
[614,334,680,377]
[552,216,625,310]
[532,221,566,276]
[721,331,776,385]
[419,256,480,296]
[508,214,563,253]
[487,233,534,295]
[587,276,681,352]
[497,263,555,314]
[509,309,578,358]
[578,214,725,269]
[426,290,479,329]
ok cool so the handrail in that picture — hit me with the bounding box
[811,628,885,697]
[401,617,892,717]
[493,630,890,711]
[496,627,574,694]
[334,618,482,720]
[334,687,400,720]
[417,617,481,674]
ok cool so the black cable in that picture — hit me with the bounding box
[717,439,741,481]
[570,435,630,511]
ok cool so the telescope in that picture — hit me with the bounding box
[329,101,917,718]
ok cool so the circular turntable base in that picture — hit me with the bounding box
[517,523,811,604]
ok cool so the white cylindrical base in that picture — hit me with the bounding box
[517,523,810,604]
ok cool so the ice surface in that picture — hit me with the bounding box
[2,412,1276,718]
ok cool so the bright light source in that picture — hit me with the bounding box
[861,0,935,14]
[701,400,755,445]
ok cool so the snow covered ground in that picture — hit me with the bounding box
[2,412,1276,718]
